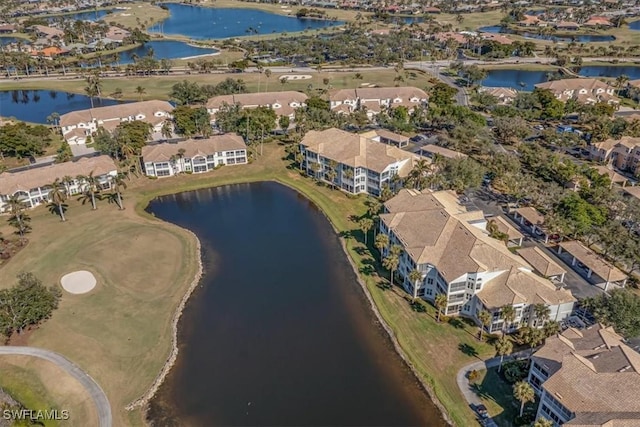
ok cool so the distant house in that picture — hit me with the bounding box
[104,26,130,43]
[0,24,17,34]
[0,156,118,211]
[328,87,428,117]
[59,100,174,145]
[518,15,543,26]
[206,91,307,125]
[29,25,64,40]
[299,128,419,196]
[141,134,248,177]
[360,129,409,148]
[583,16,613,27]
[535,79,618,105]
[589,136,640,175]
[555,21,580,30]
[478,87,518,104]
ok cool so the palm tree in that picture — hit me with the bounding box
[135,85,146,101]
[513,381,535,417]
[375,233,389,254]
[494,335,513,372]
[358,217,373,245]
[77,171,100,210]
[408,269,422,301]
[478,310,492,341]
[6,196,31,238]
[48,178,67,221]
[543,321,561,338]
[109,173,127,210]
[382,253,400,286]
[500,305,516,333]
[161,121,173,140]
[533,303,550,327]
[434,293,448,322]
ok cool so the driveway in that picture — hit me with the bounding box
[0,346,111,427]
[468,190,602,300]
[456,351,529,425]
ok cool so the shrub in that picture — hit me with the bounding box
[503,360,529,384]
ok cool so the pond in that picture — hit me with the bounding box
[0,37,21,45]
[117,40,218,64]
[46,9,113,22]
[150,3,344,39]
[629,20,640,30]
[0,90,127,123]
[482,66,640,90]
[477,26,615,43]
[146,182,446,427]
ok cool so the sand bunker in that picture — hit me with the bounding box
[60,271,97,294]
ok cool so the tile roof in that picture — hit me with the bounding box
[0,155,117,195]
[206,91,308,117]
[300,128,417,174]
[59,100,173,129]
[515,206,545,226]
[559,241,627,283]
[141,134,247,163]
[328,86,428,102]
[380,190,575,306]
[491,216,524,241]
[360,129,409,143]
[517,246,566,277]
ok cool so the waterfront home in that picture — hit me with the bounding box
[299,128,419,196]
[141,134,247,178]
[583,16,613,27]
[59,100,174,145]
[360,129,409,148]
[0,155,118,211]
[28,25,64,40]
[206,91,308,124]
[478,87,518,104]
[527,324,640,426]
[379,189,575,332]
[328,87,428,117]
[104,26,130,43]
[535,79,619,105]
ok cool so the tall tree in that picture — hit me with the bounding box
[375,233,389,254]
[494,335,513,372]
[358,217,373,245]
[77,171,100,210]
[382,252,400,286]
[47,178,67,221]
[513,381,535,417]
[6,196,31,238]
[434,293,448,323]
[583,289,640,338]
[500,305,516,333]
[478,310,492,341]
[109,173,127,210]
[408,269,423,301]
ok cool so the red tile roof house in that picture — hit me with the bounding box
[518,15,543,27]
[583,16,613,27]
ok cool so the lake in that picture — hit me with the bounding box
[117,40,218,64]
[0,90,127,123]
[146,182,445,426]
[629,20,640,30]
[482,66,640,90]
[0,37,21,45]
[150,4,343,39]
[477,26,615,43]
[47,9,113,22]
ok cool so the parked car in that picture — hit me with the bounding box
[476,404,489,419]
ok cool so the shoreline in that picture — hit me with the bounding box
[127,177,453,426]
[124,228,203,412]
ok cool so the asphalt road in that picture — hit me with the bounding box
[0,346,111,427]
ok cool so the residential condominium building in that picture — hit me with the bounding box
[589,136,640,174]
[0,155,118,211]
[328,86,428,117]
[59,100,174,145]
[534,79,619,105]
[379,189,576,332]
[206,91,308,123]
[141,134,248,178]
[299,128,419,196]
[528,324,640,426]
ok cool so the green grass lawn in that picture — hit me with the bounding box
[0,69,433,101]
[1,143,493,426]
